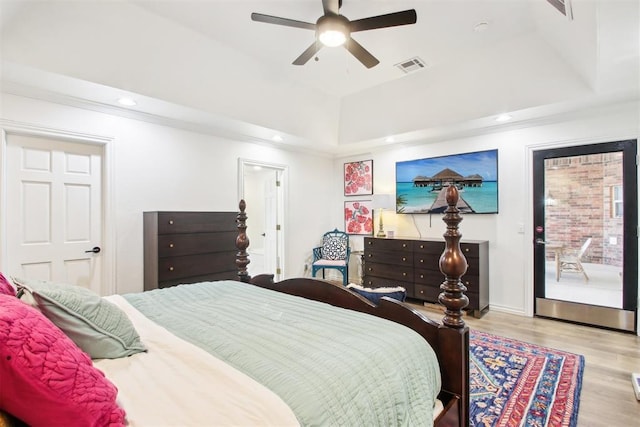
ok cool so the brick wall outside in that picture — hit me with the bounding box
[544,152,623,267]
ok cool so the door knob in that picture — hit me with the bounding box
[85,246,101,254]
[535,238,546,245]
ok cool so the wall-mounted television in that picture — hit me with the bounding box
[395,149,498,214]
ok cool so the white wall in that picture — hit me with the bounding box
[337,101,639,316]
[1,93,637,321]
[0,93,335,294]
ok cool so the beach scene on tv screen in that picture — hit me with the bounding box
[396,149,498,214]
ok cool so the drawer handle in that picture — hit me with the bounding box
[169,243,174,248]
[168,220,174,225]
[465,281,470,285]
[402,244,407,248]
[420,244,424,249]
[420,259,424,263]
[169,266,174,271]
[368,254,372,258]
[368,267,372,271]
[420,274,424,279]
[465,248,469,252]
[368,241,372,245]
[402,272,406,276]
[402,257,406,261]
[419,290,424,295]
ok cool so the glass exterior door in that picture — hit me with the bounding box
[533,140,638,332]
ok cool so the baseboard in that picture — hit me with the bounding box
[487,304,527,317]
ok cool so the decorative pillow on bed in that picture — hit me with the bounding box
[13,277,146,359]
[0,273,15,297]
[0,294,126,427]
[346,283,407,304]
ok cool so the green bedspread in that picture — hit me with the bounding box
[125,280,441,426]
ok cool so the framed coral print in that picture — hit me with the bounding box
[344,160,373,196]
[344,200,373,235]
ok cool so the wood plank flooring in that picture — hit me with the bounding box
[412,303,640,426]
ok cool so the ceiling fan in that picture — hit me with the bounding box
[251,0,417,69]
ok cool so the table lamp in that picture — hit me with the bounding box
[373,194,394,238]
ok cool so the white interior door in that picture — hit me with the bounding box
[264,171,278,278]
[5,134,103,293]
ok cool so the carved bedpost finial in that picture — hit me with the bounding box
[236,199,251,283]
[438,185,469,328]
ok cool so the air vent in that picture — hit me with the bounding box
[395,57,427,74]
[547,0,573,19]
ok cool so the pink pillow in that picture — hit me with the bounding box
[0,295,126,426]
[0,273,15,296]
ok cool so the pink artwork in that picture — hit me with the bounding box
[344,200,373,235]
[344,160,373,196]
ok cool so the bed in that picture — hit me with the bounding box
[0,186,470,427]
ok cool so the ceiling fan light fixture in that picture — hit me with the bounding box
[317,15,349,47]
[319,30,346,47]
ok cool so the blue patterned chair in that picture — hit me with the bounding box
[312,229,350,285]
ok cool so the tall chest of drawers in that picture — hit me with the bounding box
[143,211,238,291]
[363,237,489,318]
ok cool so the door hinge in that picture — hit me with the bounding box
[276,180,281,187]
[276,224,281,231]
[276,267,281,274]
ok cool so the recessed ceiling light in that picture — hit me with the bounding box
[117,97,137,106]
[495,114,512,122]
[473,21,490,32]
[272,135,283,142]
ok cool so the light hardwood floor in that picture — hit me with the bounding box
[412,303,640,427]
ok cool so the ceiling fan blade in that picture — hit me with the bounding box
[350,9,417,32]
[322,0,340,15]
[345,38,379,68]
[251,13,316,30]
[293,42,322,66]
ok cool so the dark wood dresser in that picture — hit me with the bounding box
[363,236,489,317]
[143,211,238,291]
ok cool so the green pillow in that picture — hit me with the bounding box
[13,277,146,359]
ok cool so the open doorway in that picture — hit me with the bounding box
[532,140,638,332]
[238,159,286,281]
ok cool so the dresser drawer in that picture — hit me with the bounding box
[158,231,237,257]
[158,251,237,281]
[460,243,480,258]
[156,212,237,234]
[365,237,413,252]
[158,270,238,289]
[414,253,441,271]
[414,284,440,302]
[364,263,413,282]
[361,276,414,295]
[460,274,480,292]
[414,268,444,286]
[412,240,480,256]
[365,250,412,266]
[413,240,444,255]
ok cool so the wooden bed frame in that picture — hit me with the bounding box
[235,185,470,427]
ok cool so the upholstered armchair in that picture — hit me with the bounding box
[312,229,350,285]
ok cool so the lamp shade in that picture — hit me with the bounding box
[373,194,394,210]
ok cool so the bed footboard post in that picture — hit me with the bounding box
[236,199,251,283]
[438,185,469,328]
[438,185,470,427]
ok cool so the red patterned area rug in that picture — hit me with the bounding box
[469,330,584,427]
